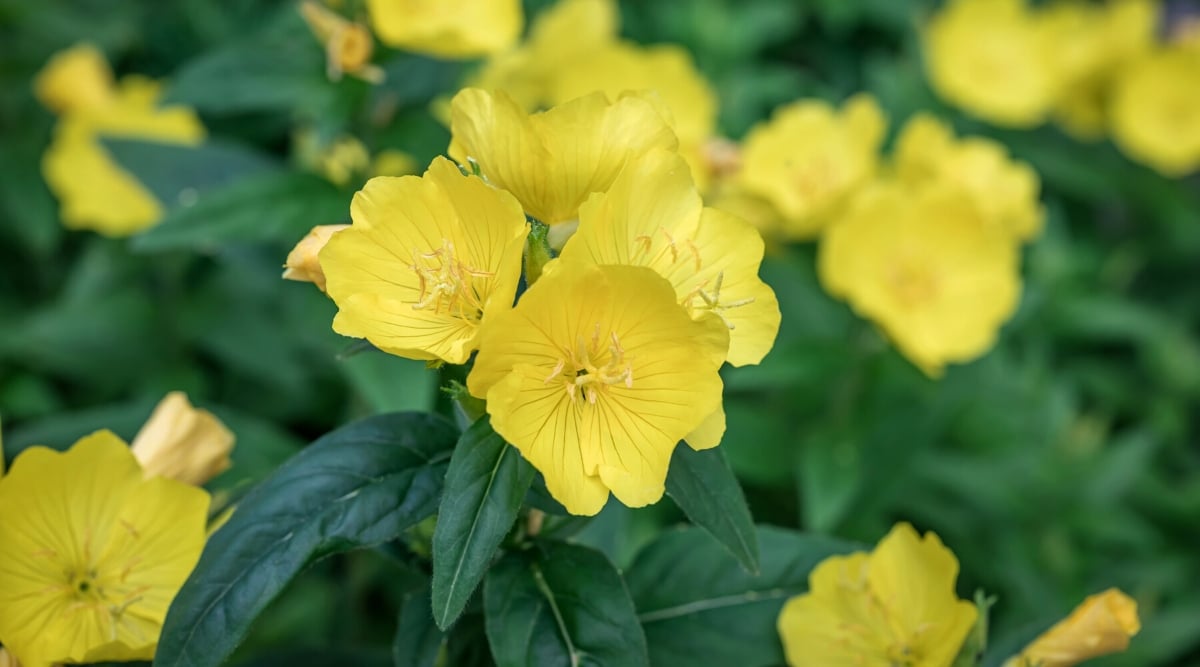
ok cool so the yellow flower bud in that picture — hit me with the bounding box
[283,224,350,292]
[1007,589,1140,667]
[131,392,234,487]
[33,42,115,115]
[300,1,383,83]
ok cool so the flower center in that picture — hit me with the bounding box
[408,238,493,320]
[887,260,939,307]
[544,325,634,404]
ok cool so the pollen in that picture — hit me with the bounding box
[544,325,634,404]
[408,238,493,320]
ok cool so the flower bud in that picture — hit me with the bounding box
[1007,589,1140,667]
[131,392,234,487]
[283,224,350,292]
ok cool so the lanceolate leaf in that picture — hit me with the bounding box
[665,445,760,573]
[627,526,858,667]
[432,417,535,629]
[484,542,650,667]
[154,413,459,667]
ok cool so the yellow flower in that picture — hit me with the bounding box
[0,431,210,667]
[365,0,522,59]
[466,262,729,516]
[284,224,351,291]
[1111,44,1200,176]
[894,113,1043,242]
[320,157,528,364]
[558,148,780,367]
[300,1,384,83]
[130,391,235,487]
[448,88,677,225]
[1004,589,1140,667]
[736,94,886,239]
[778,523,978,667]
[924,0,1058,127]
[35,45,205,237]
[370,148,419,177]
[818,182,1021,377]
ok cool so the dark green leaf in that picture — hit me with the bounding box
[665,445,759,573]
[103,138,279,206]
[627,526,858,667]
[154,412,459,667]
[432,417,535,629]
[484,542,650,667]
[394,583,446,667]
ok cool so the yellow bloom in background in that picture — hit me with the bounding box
[818,183,1021,377]
[283,224,350,292]
[365,0,522,59]
[35,44,205,237]
[131,391,235,487]
[320,157,529,364]
[300,0,384,83]
[1110,44,1200,176]
[0,431,210,667]
[924,0,1058,127]
[559,148,780,367]
[894,113,1043,242]
[370,148,419,177]
[778,523,978,667]
[1004,589,1140,667]
[736,94,885,239]
[448,88,677,225]
[467,262,728,516]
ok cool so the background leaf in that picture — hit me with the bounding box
[394,582,446,667]
[665,445,760,573]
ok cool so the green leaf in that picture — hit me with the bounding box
[627,526,858,667]
[154,412,459,667]
[664,445,759,573]
[103,138,279,207]
[340,351,438,414]
[132,170,349,252]
[394,583,446,667]
[432,417,535,629]
[484,542,650,667]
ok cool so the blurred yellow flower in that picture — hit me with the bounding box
[448,88,677,225]
[1004,589,1140,667]
[284,224,350,292]
[778,523,978,667]
[370,148,419,177]
[736,94,885,239]
[924,0,1057,127]
[1111,44,1200,176]
[0,431,210,667]
[131,391,235,487]
[467,262,728,515]
[319,136,371,186]
[35,44,205,237]
[365,0,522,59]
[300,0,383,83]
[894,113,1043,242]
[818,183,1021,377]
[320,157,528,364]
[559,148,780,367]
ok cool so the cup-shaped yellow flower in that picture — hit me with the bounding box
[35,45,205,237]
[0,431,210,667]
[300,1,383,83]
[894,113,1043,242]
[320,157,529,364]
[130,391,235,487]
[778,523,978,667]
[818,182,1021,377]
[559,148,780,367]
[1004,588,1140,667]
[924,0,1058,128]
[365,0,522,59]
[467,262,729,516]
[736,94,886,239]
[1111,44,1200,176]
[284,224,350,292]
[448,88,678,226]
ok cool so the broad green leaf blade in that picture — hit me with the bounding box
[627,526,858,667]
[394,583,446,667]
[664,445,760,573]
[484,542,650,667]
[154,412,459,667]
[103,138,279,207]
[432,417,535,629]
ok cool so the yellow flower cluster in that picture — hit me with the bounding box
[299,88,780,516]
[779,523,1140,667]
[0,393,232,667]
[924,0,1200,176]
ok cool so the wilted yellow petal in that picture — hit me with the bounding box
[284,224,351,292]
[366,0,522,58]
[131,391,235,487]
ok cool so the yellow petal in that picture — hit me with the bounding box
[33,43,115,114]
[131,391,235,486]
[684,404,725,451]
[1110,45,1200,176]
[321,156,528,364]
[366,0,522,58]
[283,224,351,292]
[1010,589,1140,667]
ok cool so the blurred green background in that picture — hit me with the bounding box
[2,0,1199,665]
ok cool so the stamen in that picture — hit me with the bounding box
[684,271,756,329]
[408,238,493,320]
